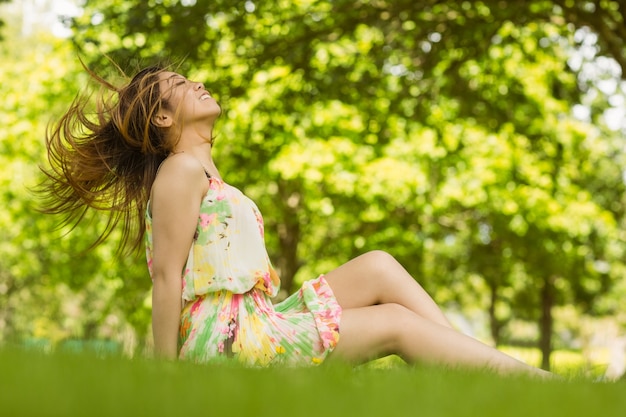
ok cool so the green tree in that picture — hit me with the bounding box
[9,0,621,369]
[0,8,152,353]
[0,0,10,39]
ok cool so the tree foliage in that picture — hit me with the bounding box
[0,13,152,352]
[66,0,626,370]
[0,0,10,39]
[1,0,625,370]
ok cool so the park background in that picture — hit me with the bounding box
[1,0,626,379]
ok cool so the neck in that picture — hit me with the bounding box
[172,141,220,179]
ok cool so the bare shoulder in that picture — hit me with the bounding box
[152,153,208,198]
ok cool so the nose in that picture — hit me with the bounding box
[195,82,204,90]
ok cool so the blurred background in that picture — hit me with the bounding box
[1,0,625,378]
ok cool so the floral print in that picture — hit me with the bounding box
[145,177,341,366]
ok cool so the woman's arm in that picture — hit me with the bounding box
[149,155,208,359]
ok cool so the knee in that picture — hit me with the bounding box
[378,303,417,348]
[363,250,399,271]
[362,250,404,284]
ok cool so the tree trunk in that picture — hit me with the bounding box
[539,275,555,371]
[275,180,302,295]
[276,219,301,294]
[488,284,502,346]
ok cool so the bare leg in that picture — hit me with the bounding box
[324,251,453,328]
[329,303,551,377]
[325,251,551,377]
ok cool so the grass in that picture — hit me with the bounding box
[0,347,624,417]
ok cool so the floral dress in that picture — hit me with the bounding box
[145,177,342,366]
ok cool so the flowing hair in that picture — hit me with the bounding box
[39,62,175,254]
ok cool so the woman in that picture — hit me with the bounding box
[42,65,550,376]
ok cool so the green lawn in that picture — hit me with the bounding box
[0,347,623,417]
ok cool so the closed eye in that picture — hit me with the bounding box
[167,74,187,87]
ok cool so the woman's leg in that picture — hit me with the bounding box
[324,251,551,376]
[329,303,550,377]
[324,250,453,328]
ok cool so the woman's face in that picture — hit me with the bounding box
[157,71,221,126]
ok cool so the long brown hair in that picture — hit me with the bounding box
[39,63,175,254]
